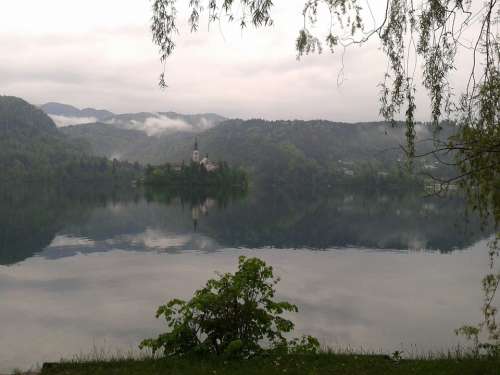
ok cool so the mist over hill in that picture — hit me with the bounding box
[41,102,227,134]
[40,102,115,127]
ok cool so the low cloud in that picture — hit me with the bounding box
[106,114,218,136]
[49,114,97,127]
[131,116,193,136]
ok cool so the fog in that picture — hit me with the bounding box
[104,114,219,136]
[49,115,98,127]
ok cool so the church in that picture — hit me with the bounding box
[192,138,218,172]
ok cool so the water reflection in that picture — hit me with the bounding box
[0,182,495,372]
[0,183,492,265]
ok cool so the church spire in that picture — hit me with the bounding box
[192,137,200,163]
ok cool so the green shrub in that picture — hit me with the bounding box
[140,256,318,358]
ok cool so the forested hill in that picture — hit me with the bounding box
[151,119,456,185]
[0,96,141,181]
[62,118,457,185]
[1,96,61,133]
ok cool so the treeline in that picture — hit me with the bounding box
[57,158,142,182]
[144,162,248,189]
[0,150,143,182]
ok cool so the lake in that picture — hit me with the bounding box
[0,183,494,372]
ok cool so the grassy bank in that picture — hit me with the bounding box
[40,353,500,375]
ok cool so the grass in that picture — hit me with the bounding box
[39,352,500,375]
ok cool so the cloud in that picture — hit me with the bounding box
[49,235,95,247]
[49,114,98,127]
[130,116,193,136]
[0,0,484,122]
[105,114,218,136]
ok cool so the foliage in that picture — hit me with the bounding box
[456,235,500,357]
[140,256,318,357]
[454,70,500,226]
[144,161,248,189]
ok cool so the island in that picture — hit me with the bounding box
[143,138,249,189]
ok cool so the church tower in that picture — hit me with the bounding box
[192,138,200,163]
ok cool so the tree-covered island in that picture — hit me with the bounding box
[143,138,248,189]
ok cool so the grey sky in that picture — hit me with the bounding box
[0,1,478,121]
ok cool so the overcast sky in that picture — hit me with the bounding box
[0,1,478,121]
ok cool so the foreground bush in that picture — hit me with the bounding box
[140,256,318,357]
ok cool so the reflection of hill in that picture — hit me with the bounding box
[0,183,492,265]
[200,188,491,252]
[0,183,140,265]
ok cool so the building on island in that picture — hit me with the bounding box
[192,138,200,163]
[192,138,218,171]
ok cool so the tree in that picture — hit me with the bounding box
[140,256,319,357]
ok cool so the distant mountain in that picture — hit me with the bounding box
[41,102,227,134]
[41,102,114,122]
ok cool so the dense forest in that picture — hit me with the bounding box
[0,96,142,182]
[144,161,248,189]
[61,116,456,187]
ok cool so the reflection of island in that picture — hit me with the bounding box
[192,197,216,232]
[0,182,494,265]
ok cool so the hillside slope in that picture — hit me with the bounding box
[0,96,89,179]
[0,96,141,181]
[63,118,457,184]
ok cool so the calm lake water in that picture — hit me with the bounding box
[0,183,494,371]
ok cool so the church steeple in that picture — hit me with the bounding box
[192,137,200,163]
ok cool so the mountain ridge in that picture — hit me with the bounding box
[41,102,227,132]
